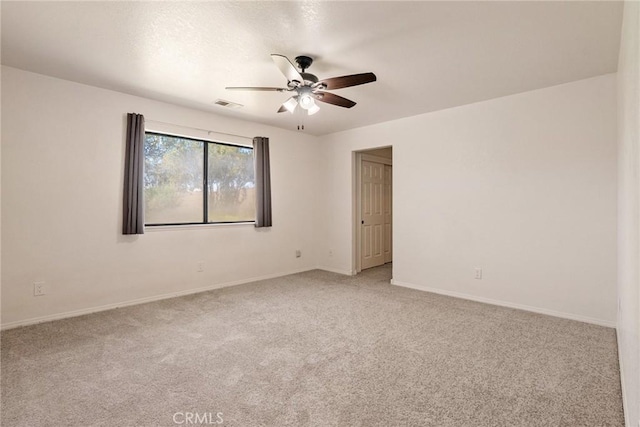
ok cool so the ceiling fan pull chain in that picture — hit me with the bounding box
[296,105,306,131]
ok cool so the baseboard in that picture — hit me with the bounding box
[616,327,632,427]
[316,266,355,276]
[390,279,616,328]
[1,267,316,330]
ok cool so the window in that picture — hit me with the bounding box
[144,132,255,225]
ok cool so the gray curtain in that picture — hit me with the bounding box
[253,137,272,227]
[123,113,145,235]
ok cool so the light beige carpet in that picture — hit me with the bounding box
[1,265,624,426]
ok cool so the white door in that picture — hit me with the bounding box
[384,164,393,264]
[361,160,385,269]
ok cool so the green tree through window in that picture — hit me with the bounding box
[144,133,255,225]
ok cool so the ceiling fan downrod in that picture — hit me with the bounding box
[294,55,313,73]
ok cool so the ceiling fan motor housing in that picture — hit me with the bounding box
[301,72,318,84]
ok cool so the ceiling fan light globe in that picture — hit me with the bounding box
[299,94,316,110]
[283,97,298,113]
[308,104,320,115]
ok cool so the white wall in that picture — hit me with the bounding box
[319,74,618,326]
[1,66,320,327]
[0,62,3,328]
[617,1,640,425]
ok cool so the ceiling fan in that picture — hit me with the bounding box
[226,54,376,116]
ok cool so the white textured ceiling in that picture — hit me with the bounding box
[1,1,623,136]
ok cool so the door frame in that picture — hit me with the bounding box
[354,149,393,274]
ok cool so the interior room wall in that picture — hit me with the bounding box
[318,74,618,326]
[1,63,3,324]
[617,1,640,425]
[1,66,321,328]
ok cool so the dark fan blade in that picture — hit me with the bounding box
[277,105,287,113]
[319,72,376,90]
[271,54,304,84]
[315,92,356,108]
[225,87,288,92]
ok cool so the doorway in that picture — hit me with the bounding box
[355,147,392,273]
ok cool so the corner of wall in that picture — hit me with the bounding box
[616,1,640,426]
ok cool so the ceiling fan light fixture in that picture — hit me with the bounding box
[307,104,320,115]
[283,97,298,113]
[298,93,316,110]
[227,54,376,121]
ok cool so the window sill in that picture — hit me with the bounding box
[145,222,256,231]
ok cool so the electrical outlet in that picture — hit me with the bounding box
[475,268,482,280]
[33,282,46,296]
[197,262,205,273]
[295,250,302,258]
[329,249,333,257]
